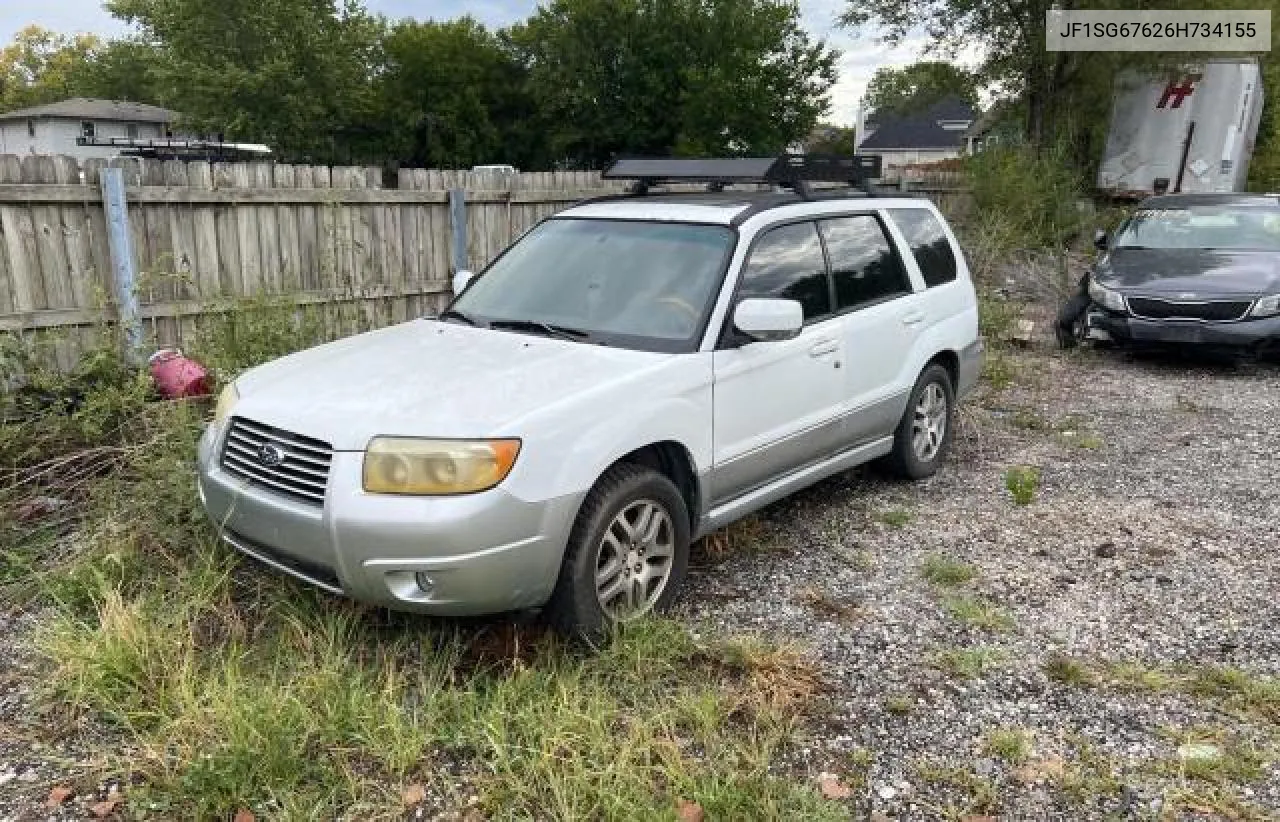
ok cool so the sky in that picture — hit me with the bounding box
[0,0,951,127]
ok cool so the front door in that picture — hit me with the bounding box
[709,221,845,505]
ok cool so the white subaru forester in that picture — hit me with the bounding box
[198,156,982,638]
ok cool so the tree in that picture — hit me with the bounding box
[106,0,383,162]
[377,18,533,169]
[0,26,103,111]
[507,0,838,168]
[861,61,977,118]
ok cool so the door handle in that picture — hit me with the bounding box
[809,339,839,357]
[901,311,926,327]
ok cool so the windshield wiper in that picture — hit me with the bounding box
[438,308,479,326]
[488,319,591,342]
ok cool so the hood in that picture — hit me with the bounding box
[1095,248,1280,297]
[232,320,667,450]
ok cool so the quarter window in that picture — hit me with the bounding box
[818,215,912,310]
[888,208,958,287]
[739,222,831,320]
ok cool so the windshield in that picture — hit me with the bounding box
[450,218,735,351]
[1114,205,1280,251]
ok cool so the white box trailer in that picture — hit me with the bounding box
[1097,58,1264,197]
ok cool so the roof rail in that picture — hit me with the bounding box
[602,153,882,198]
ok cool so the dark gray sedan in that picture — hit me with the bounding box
[1058,193,1280,354]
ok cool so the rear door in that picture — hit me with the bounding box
[709,221,845,504]
[817,214,922,445]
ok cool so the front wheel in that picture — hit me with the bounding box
[884,364,956,480]
[544,464,690,642]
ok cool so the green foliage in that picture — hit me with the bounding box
[106,0,385,163]
[1044,654,1096,687]
[920,553,979,587]
[942,595,1015,632]
[378,18,532,169]
[862,60,978,117]
[0,26,107,111]
[982,727,1031,764]
[507,0,839,167]
[1003,465,1040,506]
[933,646,1005,680]
[964,145,1090,251]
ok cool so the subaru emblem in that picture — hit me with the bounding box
[257,443,286,467]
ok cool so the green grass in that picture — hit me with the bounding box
[6,314,850,821]
[982,727,1031,764]
[980,350,1018,390]
[884,694,914,716]
[1043,654,1096,688]
[912,761,1000,817]
[933,646,1005,680]
[942,595,1015,633]
[920,554,979,587]
[1003,465,1041,506]
[875,507,913,528]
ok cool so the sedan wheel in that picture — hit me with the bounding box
[594,500,676,619]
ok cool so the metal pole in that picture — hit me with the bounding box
[449,187,468,275]
[100,166,142,364]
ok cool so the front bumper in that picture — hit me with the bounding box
[196,423,584,615]
[1084,305,1280,350]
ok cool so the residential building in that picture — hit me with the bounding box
[0,98,183,160]
[856,97,977,175]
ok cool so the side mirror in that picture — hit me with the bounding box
[733,298,803,342]
[452,269,475,295]
[1093,229,1109,251]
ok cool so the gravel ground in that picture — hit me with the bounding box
[3,334,1279,820]
[684,341,1280,820]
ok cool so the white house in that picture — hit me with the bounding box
[0,98,183,160]
[856,97,976,176]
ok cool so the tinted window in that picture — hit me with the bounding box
[740,222,831,320]
[889,208,957,287]
[819,216,912,310]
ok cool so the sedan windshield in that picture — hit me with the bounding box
[1114,204,1280,251]
[450,218,735,351]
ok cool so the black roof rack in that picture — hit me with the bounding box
[602,153,882,198]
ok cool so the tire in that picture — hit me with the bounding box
[1055,293,1092,350]
[544,463,690,642]
[884,364,956,480]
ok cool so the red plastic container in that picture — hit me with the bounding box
[148,348,212,399]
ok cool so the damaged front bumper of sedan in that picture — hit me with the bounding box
[1082,303,1280,353]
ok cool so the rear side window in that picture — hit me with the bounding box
[818,215,912,311]
[888,208,957,287]
[739,222,831,320]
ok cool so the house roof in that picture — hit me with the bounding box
[859,97,976,151]
[0,98,178,124]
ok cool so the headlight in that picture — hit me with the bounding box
[363,438,521,495]
[213,382,239,425]
[1250,294,1280,317]
[1088,278,1127,313]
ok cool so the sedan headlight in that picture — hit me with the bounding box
[213,382,239,425]
[363,438,521,495]
[1250,294,1280,317]
[1088,278,1127,313]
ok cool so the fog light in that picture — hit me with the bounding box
[414,572,436,595]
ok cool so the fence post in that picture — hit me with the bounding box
[100,167,142,364]
[448,188,468,282]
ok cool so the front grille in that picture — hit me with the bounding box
[221,417,333,506]
[1127,297,1252,323]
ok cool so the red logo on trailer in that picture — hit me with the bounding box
[1157,75,1200,109]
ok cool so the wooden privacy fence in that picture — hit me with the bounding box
[0,155,970,367]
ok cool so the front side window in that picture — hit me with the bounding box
[889,208,958,287]
[819,215,912,310]
[738,221,831,320]
[452,218,734,351]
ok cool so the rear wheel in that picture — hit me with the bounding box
[884,364,955,480]
[545,463,690,642]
